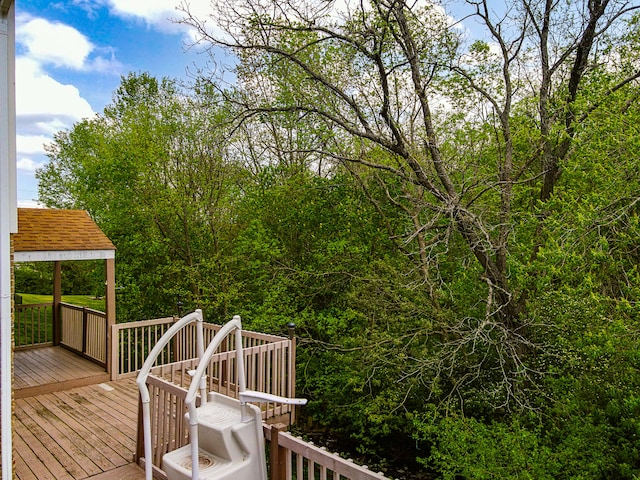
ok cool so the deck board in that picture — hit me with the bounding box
[9,378,141,480]
[14,346,110,398]
[55,389,136,446]
[14,399,89,478]
[32,394,128,470]
[14,417,75,480]
[15,346,105,387]
[86,463,145,479]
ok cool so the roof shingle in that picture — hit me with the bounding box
[14,208,115,253]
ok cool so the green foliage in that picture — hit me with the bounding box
[412,301,640,480]
[414,412,556,479]
[14,261,103,296]
[410,298,640,479]
[231,167,402,333]
[38,73,243,321]
[35,3,640,476]
[14,263,53,295]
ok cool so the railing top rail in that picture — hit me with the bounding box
[15,302,53,308]
[234,330,287,343]
[146,371,192,398]
[59,302,106,316]
[276,430,391,480]
[113,315,288,343]
[201,323,287,343]
[112,316,175,331]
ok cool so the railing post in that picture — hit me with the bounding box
[53,261,61,345]
[287,322,297,424]
[105,257,116,376]
[110,324,119,381]
[171,314,179,363]
[269,423,288,480]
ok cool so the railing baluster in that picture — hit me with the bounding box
[128,328,132,374]
[14,303,56,349]
[36,306,41,344]
[31,311,35,344]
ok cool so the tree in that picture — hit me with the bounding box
[179,0,640,407]
[38,73,243,320]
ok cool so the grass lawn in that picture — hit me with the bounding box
[17,293,106,311]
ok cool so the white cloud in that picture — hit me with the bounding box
[105,0,213,40]
[17,17,94,70]
[14,57,94,203]
[16,157,46,173]
[14,14,103,205]
[16,15,123,74]
[17,134,52,156]
[16,57,95,134]
[108,0,178,19]
[88,50,124,73]
[106,0,187,31]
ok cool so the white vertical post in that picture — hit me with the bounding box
[235,317,250,422]
[0,1,16,479]
[196,309,207,404]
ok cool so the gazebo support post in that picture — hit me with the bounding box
[53,260,61,345]
[105,257,116,378]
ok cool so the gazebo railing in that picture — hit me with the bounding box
[14,302,54,349]
[60,302,107,366]
[14,302,108,367]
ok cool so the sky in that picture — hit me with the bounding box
[13,0,482,208]
[14,0,215,207]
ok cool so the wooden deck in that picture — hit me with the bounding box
[15,346,110,399]
[5,347,145,479]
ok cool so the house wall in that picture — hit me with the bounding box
[1,1,16,477]
[9,235,14,472]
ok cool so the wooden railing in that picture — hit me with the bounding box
[13,307,393,479]
[136,367,391,480]
[265,424,390,480]
[111,317,289,380]
[60,303,107,366]
[14,302,54,349]
[111,317,176,378]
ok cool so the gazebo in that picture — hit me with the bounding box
[13,208,116,373]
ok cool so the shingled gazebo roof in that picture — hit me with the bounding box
[13,208,115,262]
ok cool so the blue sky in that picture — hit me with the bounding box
[14,0,480,208]
[15,0,214,206]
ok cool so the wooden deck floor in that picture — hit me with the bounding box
[3,347,145,479]
[12,378,144,479]
[15,347,110,398]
